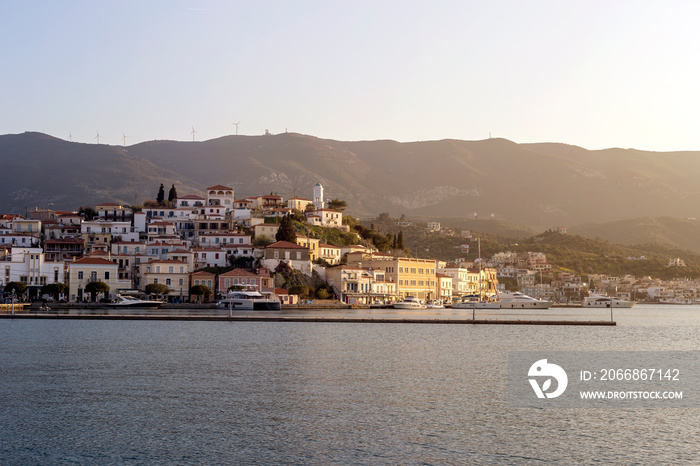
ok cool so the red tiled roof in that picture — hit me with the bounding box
[219,268,257,277]
[266,241,306,249]
[71,257,116,266]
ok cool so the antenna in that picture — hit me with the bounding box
[191,126,198,142]
[232,121,240,135]
[122,132,127,146]
[69,131,72,142]
[95,131,101,144]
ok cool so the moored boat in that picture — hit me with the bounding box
[111,294,163,308]
[393,296,426,309]
[498,292,552,309]
[426,300,445,309]
[217,290,281,310]
[583,294,635,308]
[452,294,500,309]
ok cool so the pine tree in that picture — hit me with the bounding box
[168,184,177,204]
[156,183,165,205]
[275,215,297,242]
[397,230,405,250]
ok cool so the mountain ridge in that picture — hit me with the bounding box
[3,131,700,231]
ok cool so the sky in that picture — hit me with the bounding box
[2,0,700,151]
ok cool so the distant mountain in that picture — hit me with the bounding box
[570,217,700,254]
[3,132,700,231]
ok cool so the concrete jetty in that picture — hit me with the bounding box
[0,311,616,326]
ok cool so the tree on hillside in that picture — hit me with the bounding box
[168,184,177,204]
[327,199,347,211]
[85,281,110,302]
[78,206,98,220]
[397,231,405,250]
[276,215,296,242]
[156,183,165,205]
[253,236,273,247]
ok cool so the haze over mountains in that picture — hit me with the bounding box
[3,131,700,245]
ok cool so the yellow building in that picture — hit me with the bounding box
[346,252,438,301]
[295,235,320,261]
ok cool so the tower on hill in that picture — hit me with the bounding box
[313,182,325,210]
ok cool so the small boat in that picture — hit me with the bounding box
[452,294,500,309]
[426,300,445,309]
[217,290,281,311]
[393,296,426,309]
[498,292,552,309]
[111,294,163,308]
[583,294,635,308]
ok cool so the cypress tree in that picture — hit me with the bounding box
[156,183,165,205]
[275,215,297,242]
[168,184,178,203]
[397,230,405,250]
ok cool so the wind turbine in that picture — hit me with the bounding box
[95,131,101,144]
[191,126,198,142]
[122,132,127,146]
[232,121,240,135]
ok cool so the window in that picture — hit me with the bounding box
[179,279,183,286]
[153,278,158,284]
[168,266,174,274]
[411,280,417,286]
[179,266,184,273]
[410,268,416,274]
[296,252,301,260]
[418,268,424,274]
[166,279,171,286]
[104,271,110,280]
[78,271,84,280]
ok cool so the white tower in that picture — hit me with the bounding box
[313,182,325,210]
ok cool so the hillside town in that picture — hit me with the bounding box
[0,182,697,306]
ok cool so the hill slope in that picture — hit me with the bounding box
[3,132,700,231]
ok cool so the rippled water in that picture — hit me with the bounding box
[1,305,699,464]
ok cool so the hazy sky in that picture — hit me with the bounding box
[2,0,699,151]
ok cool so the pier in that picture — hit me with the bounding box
[0,309,616,326]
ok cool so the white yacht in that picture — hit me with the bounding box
[452,294,500,309]
[393,296,426,309]
[498,292,552,309]
[217,290,281,311]
[583,294,635,308]
[112,294,163,308]
[426,300,445,309]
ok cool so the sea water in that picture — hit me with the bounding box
[1,305,698,464]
